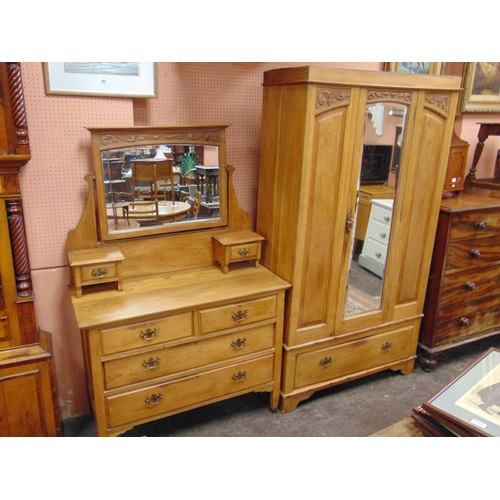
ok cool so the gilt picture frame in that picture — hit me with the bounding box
[385,62,444,75]
[423,348,500,437]
[460,62,500,113]
[43,62,157,98]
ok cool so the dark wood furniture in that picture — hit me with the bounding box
[419,191,500,370]
[0,62,60,436]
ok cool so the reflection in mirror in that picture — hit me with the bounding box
[344,102,407,317]
[103,144,220,233]
[88,126,229,242]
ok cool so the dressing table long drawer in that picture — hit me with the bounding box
[106,355,274,428]
[103,324,275,389]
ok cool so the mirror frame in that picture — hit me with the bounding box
[87,125,229,241]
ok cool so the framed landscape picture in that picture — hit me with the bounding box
[43,62,157,98]
[385,62,444,75]
[460,62,500,112]
[423,348,500,437]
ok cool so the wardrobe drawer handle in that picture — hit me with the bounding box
[470,249,481,258]
[232,371,247,383]
[465,282,476,291]
[232,310,248,322]
[475,220,487,230]
[139,327,159,341]
[319,357,332,367]
[145,393,163,406]
[381,342,393,351]
[460,317,471,327]
[231,338,247,350]
[142,357,160,370]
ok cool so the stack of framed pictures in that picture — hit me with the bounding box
[412,348,500,437]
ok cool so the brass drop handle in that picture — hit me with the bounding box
[465,282,476,291]
[91,268,108,278]
[319,357,332,367]
[232,310,248,322]
[232,371,248,382]
[231,338,247,350]
[145,393,163,406]
[139,327,159,341]
[475,220,487,230]
[238,248,251,256]
[381,342,393,351]
[142,357,160,370]
[470,249,481,258]
[460,317,471,327]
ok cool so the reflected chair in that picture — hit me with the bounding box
[129,200,160,226]
[106,191,132,230]
[131,159,175,204]
[190,190,202,219]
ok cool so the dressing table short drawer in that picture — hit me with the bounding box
[103,324,275,389]
[106,355,274,428]
[80,262,118,282]
[294,326,415,389]
[199,295,277,335]
[100,312,194,355]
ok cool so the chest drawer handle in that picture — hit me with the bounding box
[470,249,481,258]
[142,357,161,370]
[139,327,159,341]
[232,371,248,383]
[238,247,251,256]
[381,342,393,351]
[231,338,247,350]
[145,393,163,406]
[465,282,476,291]
[232,310,248,322]
[375,252,382,258]
[460,317,471,327]
[383,215,391,222]
[475,220,487,230]
[379,232,387,239]
[319,357,332,367]
[91,268,108,278]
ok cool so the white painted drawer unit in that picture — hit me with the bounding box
[358,198,394,278]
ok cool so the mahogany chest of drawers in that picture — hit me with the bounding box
[419,191,500,370]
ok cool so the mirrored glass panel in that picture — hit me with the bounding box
[344,103,407,317]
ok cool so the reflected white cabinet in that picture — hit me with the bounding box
[256,66,461,412]
[359,199,394,278]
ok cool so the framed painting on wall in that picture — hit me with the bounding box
[460,62,500,112]
[43,62,157,98]
[385,62,444,75]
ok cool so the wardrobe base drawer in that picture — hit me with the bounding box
[294,326,415,390]
[106,355,274,428]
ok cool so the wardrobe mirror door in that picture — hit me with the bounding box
[344,102,407,317]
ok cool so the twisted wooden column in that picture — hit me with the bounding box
[6,62,30,154]
[6,199,33,298]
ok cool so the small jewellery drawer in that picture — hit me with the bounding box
[103,324,275,389]
[100,313,194,355]
[434,295,500,346]
[229,242,260,261]
[294,326,415,390]
[439,265,500,306]
[80,262,117,282]
[199,295,277,335]
[449,211,500,240]
[106,355,274,428]
[361,239,388,264]
[370,204,392,226]
[444,235,500,271]
[365,219,390,246]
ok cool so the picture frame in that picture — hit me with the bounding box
[43,62,157,98]
[422,348,500,437]
[385,62,444,75]
[460,62,500,113]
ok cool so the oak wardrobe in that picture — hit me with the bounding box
[256,66,461,412]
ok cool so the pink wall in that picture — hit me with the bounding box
[18,62,500,420]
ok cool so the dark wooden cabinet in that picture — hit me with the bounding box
[419,191,500,370]
[0,62,60,436]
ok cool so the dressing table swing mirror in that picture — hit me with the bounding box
[66,125,289,437]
